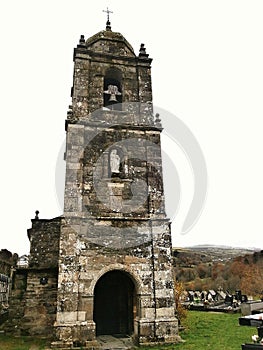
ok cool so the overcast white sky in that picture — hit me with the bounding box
[1,0,263,255]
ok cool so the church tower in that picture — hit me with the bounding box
[52,18,178,348]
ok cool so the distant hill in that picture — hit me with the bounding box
[172,245,263,296]
[186,244,259,251]
[173,245,259,263]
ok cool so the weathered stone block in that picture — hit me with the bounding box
[156,307,175,319]
[144,308,155,319]
[77,311,86,322]
[57,311,78,324]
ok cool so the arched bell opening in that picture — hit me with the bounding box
[104,68,122,110]
[93,270,137,336]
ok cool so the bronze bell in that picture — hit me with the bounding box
[104,84,121,103]
[108,93,118,102]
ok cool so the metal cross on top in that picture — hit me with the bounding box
[103,7,113,30]
[103,7,113,21]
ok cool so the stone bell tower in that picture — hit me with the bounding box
[52,17,178,349]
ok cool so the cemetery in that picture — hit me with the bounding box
[182,289,247,312]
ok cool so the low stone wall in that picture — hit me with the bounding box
[0,269,27,334]
[22,268,58,337]
[1,217,62,337]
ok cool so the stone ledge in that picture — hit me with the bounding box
[51,339,100,349]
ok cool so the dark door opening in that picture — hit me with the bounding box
[94,270,135,336]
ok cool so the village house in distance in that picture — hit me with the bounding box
[1,16,179,349]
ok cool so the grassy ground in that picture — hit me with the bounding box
[0,334,48,350]
[0,311,256,349]
[141,311,254,350]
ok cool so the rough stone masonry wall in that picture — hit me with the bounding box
[20,217,62,336]
[27,216,62,269]
[58,115,177,346]
[0,269,27,334]
[2,217,62,337]
[53,217,178,346]
[82,127,164,218]
[150,219,178,343]
[64,123,165,219]
[72,32,152,118]
[54,217,154,344]
[0,250,22,330]
[0,249,18,276]
[0,249,17,318]
[22,270,58,337]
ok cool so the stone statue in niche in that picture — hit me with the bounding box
[110,149,120,174]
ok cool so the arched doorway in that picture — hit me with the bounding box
[94,270,135,336]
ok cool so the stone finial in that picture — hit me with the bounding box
[35,210,39,220]
[139,43,149,58]
[155,113,162,128]
[67,105,73,118]
[77,34,86,48]
[106,19,111,31]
